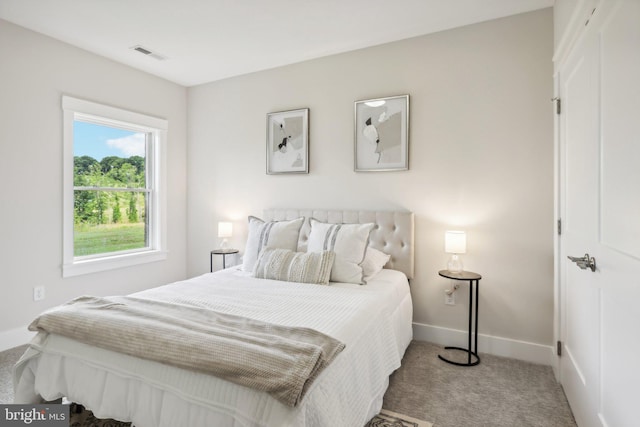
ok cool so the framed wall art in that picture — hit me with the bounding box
[266,108,309,174]
[354,94,409,172]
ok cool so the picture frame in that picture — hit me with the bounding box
[354,95,409,172]
[266,108,309,174]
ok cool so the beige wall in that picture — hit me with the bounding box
[0,20,188,346]
[187,9,554,347]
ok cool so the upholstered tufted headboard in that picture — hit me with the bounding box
[262,209,415,279]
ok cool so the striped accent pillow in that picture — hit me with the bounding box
[253,248,335,286]
[242,216,304,272]
[307,219,375,284]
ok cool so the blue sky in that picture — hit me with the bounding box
[74,121,146,160]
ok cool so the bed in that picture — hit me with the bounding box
[14,209,414,427]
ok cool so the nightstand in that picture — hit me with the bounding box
[210,249,239,272]
[437,269,482,366]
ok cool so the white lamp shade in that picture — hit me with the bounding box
[445,231,466,254]
[218,222,233,238]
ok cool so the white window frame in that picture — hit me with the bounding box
[62,96,168,277]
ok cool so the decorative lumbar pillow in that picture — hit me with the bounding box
[361,246,391,282]
[253,248,335,285]
[307,219,375,284]
[242,216,304,272]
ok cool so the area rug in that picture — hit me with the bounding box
[365,409,434,427]
[71,404,432,427]
[70,403,132,427]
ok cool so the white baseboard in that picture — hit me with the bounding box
[413,322,555,366]
[0,326,34,352]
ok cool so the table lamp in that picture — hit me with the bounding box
[445,230,466,273]
[218,222,232,249]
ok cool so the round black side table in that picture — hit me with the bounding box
[437,270,482,367]
[210,249,239,272]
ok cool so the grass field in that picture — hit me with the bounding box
[74,222,146,257]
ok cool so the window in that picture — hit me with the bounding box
[62,96,167,277]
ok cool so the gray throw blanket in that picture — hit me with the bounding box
[28,295,345,407]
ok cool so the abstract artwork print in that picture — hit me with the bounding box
[355,95,409,171]
[266,108,309,174]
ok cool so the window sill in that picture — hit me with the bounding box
[63,250,168,278]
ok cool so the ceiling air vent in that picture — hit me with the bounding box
[131,45,166,61]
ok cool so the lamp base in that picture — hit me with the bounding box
[219,238,229,250]
[447,254,463,273]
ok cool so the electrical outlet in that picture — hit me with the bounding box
[445,290,455,305]
[33,286,45,301]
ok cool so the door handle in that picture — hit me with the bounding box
[567,253,596,272]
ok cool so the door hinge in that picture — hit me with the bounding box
[552,97,561,115]
[557,219,562,235]
[557,341,563,357]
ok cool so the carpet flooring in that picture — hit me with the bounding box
[383,342,576,427]
[68,404,432,427]
[0,344,26,404]
[1,341,576,427]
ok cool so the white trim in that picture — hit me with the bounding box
[61,95,168,277]
[552,70,562,381]
[62,96,167,131]
[63,250,168,277]
[553,0,594,67]
[0,326,35,352]
[412,322,555,367]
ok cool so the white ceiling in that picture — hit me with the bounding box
[0,0,553,87]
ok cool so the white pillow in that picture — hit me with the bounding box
[307,219,374,284]
[361,246,391,282]
[242,216,304,272]
[253,248,335,285]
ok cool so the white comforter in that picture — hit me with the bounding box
[14,267,413,427]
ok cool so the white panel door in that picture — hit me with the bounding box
[596,1,640,425]
[559,12,600,426]
[558,1,640,426]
